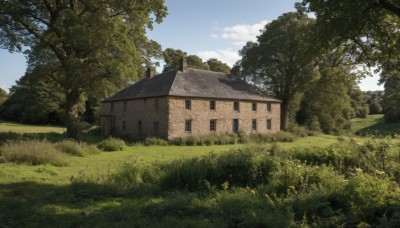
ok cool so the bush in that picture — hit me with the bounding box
[97,137,125,151]
[144,137,168,146]
[0,140,68,166]
[56,139,85,156]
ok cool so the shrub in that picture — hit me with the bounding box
[82,144,101,155]
[0,140,68,166]
[144,137,168,146]
[97,137,125,151]
[169,137,185,146]
[56,139,85,156]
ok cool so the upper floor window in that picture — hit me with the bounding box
[267,119,272,130]
[185,99,191,109]
[233,101,240,112]
[123,101,127,112]
[210,100,216,110]
[110,102,114,112]
[267,103,272,112]
[210,119,217,132]
[185,119,192,132]
[252,102,257,111]
[252,119,257,130]
[155,99,159,111]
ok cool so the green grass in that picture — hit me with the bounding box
[351,114,400,136]
[1,120,400,226]
[0,120,65,134]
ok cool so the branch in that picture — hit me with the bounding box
[379,0,400,17]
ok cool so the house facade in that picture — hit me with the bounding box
[100,62,281,140]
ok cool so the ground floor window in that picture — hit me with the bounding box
[210,119,217,132]
[232,119,239,133]
[252,119,257,130]
[267,119,272,130]
[185,119,192,132]
[122,120,126,131]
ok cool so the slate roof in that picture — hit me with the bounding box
[103,68,281,102]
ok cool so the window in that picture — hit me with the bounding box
[110,102,114,112]
[267,103,272,112]
[210,119,217,132]
[155,99,159,111]
[122,120,126,131]
[154,121,159,136]
[232,119,239,133]
[267,119,272,130]
[210,100,216,110]
[138,121,143,136]
[252,119,257,130]
[123,101,127,112]
[185,99,191,109]
[252,102,257,111]
[185,119,192,132]
[233,101,240,112]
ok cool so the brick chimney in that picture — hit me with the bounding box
[231,66,242,79]
[179,57,187,71]
[146,67,156,79]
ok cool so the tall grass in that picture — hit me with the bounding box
[0,140,68,166]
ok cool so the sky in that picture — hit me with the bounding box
[0,0,383,92]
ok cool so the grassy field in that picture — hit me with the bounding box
[0,120,65,134]
[351,114,400,136]
[1,119,399,227]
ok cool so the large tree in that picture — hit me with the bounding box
[300,0,400,122]
[0,88,7,104]
[0,0,167,138]
[240,12,319,130]
[206,58,231,74]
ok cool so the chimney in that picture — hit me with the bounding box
[146,67,156,79]
[231,66,242,79]
[179,57,187,71]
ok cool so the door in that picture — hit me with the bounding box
[232,119,239,133]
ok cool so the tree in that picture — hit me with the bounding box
[0,88,7,104]
[206,58,231,74]
[0,1,167,138]
[300,0,400,122]
[162,48,232,73]
[297,67,359,133]
[240,12,319,130]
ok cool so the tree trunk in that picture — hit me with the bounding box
[280,101,290,130]
[65,89,81,139]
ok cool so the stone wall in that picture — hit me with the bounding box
[167,96,281,139]
[100,97,169,139]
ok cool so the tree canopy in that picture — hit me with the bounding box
[0,0,167,138]
[162,48,230,73]
[0,88,8,104]
[240,12,319,129]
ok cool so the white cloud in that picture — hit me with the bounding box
[197,50,240,67]
[219,20,269,45]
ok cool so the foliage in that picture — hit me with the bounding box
[97,137,125,151]
[297,67,356,133]
[162,48,231,73]
[240,12,320,130]
[0,88,7,104]
[300,0,400,123]
[143,137,169,146]
[206,58,231,73]
[0,140,68,166]
[0,0,167,138]
[56,139,100,156]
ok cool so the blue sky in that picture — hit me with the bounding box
[0,0,382,92]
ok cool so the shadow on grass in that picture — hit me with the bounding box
[355,121,400,137]
[0,131,103,145]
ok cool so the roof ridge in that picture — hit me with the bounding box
[167,69,179,96]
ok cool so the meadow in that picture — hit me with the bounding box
[0,115,399,227]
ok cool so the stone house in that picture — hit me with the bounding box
[100,61,281,140]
